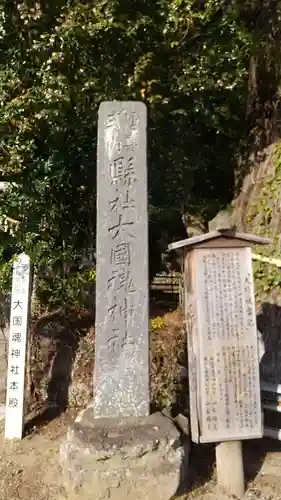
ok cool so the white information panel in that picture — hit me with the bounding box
[194,247,262,443]
[5,253,31,440]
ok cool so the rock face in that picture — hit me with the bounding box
[231,142,281,383]
[27,309,94,412]
[60,409,190,500]
[208,206,234,231]
[210,142,281,383]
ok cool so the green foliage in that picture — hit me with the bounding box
[253,261,281,296]
[0,251,13,294]
[36,266,96,310]
[275,142,281,171]
[244,143,281,299]
[0,0,275,306]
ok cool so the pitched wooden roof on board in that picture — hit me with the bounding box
[168,229,272,251]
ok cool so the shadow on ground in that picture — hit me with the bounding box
[182,442,216,493]
[24,404,64,436]
[180,436,281,495]
[243,437,281,485]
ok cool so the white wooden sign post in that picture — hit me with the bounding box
[5,253,31,440]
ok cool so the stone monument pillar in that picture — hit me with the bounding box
[60,102,189,500]
[94,101,149,419]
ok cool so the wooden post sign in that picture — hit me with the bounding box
[169,229,271,496]
[5,253,31,440]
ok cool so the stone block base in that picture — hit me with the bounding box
[60,408,190,500]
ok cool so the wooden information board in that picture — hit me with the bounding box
[189,247,262,443]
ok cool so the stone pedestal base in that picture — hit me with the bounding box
[60,408,190,500]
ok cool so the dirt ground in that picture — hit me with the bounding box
[0,410,74,500]
[1,410,281,500]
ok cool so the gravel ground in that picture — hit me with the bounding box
[1,410,281,500]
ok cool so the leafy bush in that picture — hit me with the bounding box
[150,312,187,411]
[0,0,258,306]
